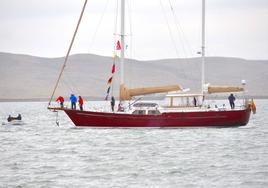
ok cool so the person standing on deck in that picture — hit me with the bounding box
[56,96,64,108]
[193,97,197,107]
[70,94,77,110]
[78,96,84,111]
[111,96,115,112]
[228,93,236,109]
[117,102,123,112]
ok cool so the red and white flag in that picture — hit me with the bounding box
[111,63,116,74]
[116,40,121,50]
[107,77,113,84]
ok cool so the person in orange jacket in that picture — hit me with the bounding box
[78,96,84,111]
[56,96,64,108]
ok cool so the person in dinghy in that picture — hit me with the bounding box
[7,114,22,122]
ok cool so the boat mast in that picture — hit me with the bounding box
[201,0,206,95]
[120,0,125,88]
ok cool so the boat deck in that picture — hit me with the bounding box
[48,105,248,115]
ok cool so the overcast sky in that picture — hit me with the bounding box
[0,0,267,60]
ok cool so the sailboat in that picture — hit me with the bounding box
[48,0,252,127]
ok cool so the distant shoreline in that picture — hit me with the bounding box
[1,95,267,102]
[1,52,268,100]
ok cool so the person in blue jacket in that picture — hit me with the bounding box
[70,94,77,110]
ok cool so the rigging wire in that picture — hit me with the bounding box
[168,0,195,58]
[52,0,111,104]
[62,73,82,96]
[88,0,110,52]
[113,0,119,39]
[48,0,88,106]
[159,0,188,81]
[56,111,59,126]
[160,0,203,91]
[159,0,180,58]
[167,0,200,82]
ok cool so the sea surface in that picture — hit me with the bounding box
[0,100,267,188]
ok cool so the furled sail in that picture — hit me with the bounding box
[207,85,244,94]
[120,84,181,101]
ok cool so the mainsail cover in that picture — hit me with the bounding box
[120,84,181,100]
[208,85,244,94]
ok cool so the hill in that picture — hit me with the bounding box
[0,52,267,100]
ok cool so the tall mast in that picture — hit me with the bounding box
[201,0,206,95]
[119,0,126,101]
[120,0,125,86]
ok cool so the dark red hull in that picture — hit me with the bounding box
[63,107,251,128]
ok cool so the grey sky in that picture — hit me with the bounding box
[0,0,267,60]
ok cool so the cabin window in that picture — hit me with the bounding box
[148,110,161,115]
[132,110,146,115]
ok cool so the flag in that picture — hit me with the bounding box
[249,99,256,114]
[111,63,116,74]
[106,86,111,94]
[107,77,113,84]
[116,40,121,50]
[105,94,109,101]
[114,54,119,59]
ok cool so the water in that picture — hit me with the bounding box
[0,100,267,188]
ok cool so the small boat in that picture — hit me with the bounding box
[2,114,25,126]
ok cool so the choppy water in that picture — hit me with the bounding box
[0,100,268,188]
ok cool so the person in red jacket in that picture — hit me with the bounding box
[78,96,84,111]
[56,96,64,108]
